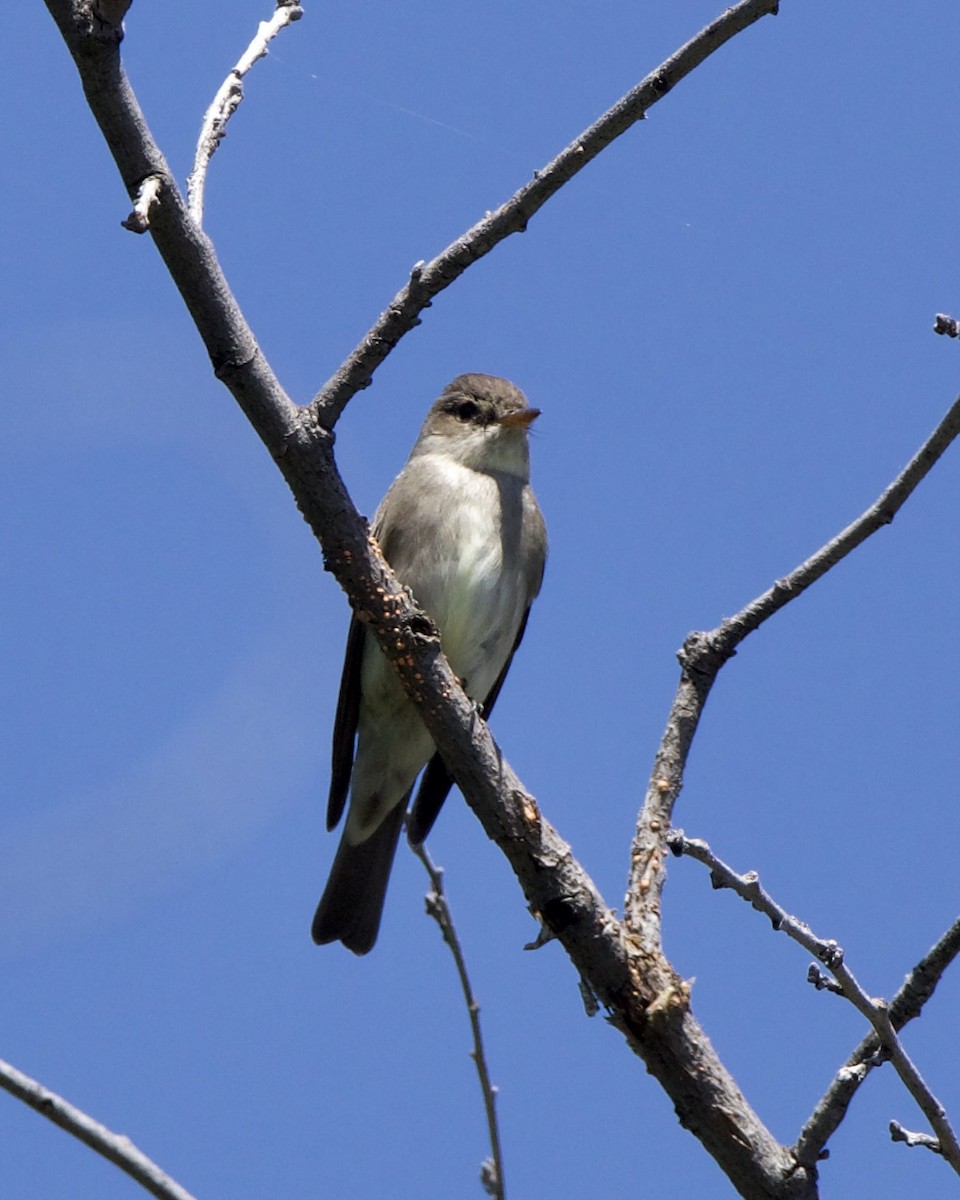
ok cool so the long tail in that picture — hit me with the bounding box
[311,804,405,955]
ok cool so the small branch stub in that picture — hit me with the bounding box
[807,964,844,996]
[121,174,162,233]
[890,1120,942,1155]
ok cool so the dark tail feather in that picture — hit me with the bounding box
[311,804,405,955]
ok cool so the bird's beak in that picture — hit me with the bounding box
[497,407,541,428]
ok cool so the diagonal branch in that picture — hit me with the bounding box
[309,0,781,428]
[625,394,960,952]
[187,1,304,227]
[0,1057,198,1200]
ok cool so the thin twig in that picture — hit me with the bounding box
[668,833,960,1174]
[625,393,960,953]
[797,915,960,1164]
[665,831,842,964]
[309,0,781,427]
[187,1,304,226]
[0,1057,199,1200]
[409,836,506,1200]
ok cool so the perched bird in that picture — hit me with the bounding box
[312,373,547,954]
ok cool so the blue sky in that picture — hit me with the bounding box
[4,3,960,1197]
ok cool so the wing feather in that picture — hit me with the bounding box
[406,607,533,845]
[327,615,366,831]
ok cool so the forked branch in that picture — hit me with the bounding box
[669,834,960,1173]
[797,915,960,1165]
[625,394,960,952]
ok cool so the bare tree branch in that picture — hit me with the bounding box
[666,831,844,963]
[309,0,781,428]
[625,394,960,954]
[410,835,505,1200]
[0,1057,198,1200]
[187,1,304,227]
[796,915,960,1166]
[669,833,960,1173]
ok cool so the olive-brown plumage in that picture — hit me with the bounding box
[312,374,547,953]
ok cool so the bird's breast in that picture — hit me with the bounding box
[406,457,527,699]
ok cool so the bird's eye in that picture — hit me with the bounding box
[454,399,480,421]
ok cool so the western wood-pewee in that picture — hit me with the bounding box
[312,373,547,954]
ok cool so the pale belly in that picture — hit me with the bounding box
[346,463,529,840]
